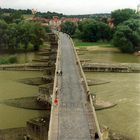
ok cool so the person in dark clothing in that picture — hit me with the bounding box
[95,132,99,139]
[60,70,63,75]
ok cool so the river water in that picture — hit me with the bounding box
[0,52,37,64]
[0,52,49,129]
[82,50,140,140]
[0,71,47,129]
[86,72,140,140]
[0,50,140,140]
[80,50,140,63]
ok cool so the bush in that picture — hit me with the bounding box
[0,55,17,64]
[61,21,77,36]
[76,20,112,42]
[0,20,47,51]
[0,58,8,64]
[113,19,140,53]
[111,8,136,26]
[8,55,17,63]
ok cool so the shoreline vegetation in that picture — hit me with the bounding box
[74,39,140,57]
[0,43,49,64]
[0,55,17,64]
[74,39,113,48]
[61,9,140,54]
[74,39,120,52]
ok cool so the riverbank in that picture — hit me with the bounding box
[74,39,140,64]
[75,40,140,140]
[0,42,50,64]
[74,39,113,48]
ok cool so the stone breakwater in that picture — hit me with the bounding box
[82,63,140,73]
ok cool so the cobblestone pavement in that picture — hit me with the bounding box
[58,33,95,140]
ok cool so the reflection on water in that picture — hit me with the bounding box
[0,71,47,129]
[16,53,36,63]
[86,72,140,140]
[80,51,140,63]
[0,52,38,64]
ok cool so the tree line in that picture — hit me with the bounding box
[0,8,50,64]
[0,12,24,24]
[0,19,48,51]
[0,7,139,53]
[61,8,140,53]
[0,7,111,19]
[0,8,32,15]
[0,7,52,52]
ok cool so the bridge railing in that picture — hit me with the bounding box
[48,34,60,140]
[69,35,103,140]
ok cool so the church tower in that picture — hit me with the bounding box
[137,4,140,13]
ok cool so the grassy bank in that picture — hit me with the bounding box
[73,39,113,48]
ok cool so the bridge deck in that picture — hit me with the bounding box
[49,33,97,140]
[58,33,96,140]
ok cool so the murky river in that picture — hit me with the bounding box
[0,50,140,140]
[80,51,140,63]
[85,63,140,139]
[0,52,38,64]
[80,49,140,139]
[0,71,47,129]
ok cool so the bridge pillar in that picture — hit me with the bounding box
[26,117,50,140]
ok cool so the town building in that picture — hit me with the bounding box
[31,16,81,31]
[137,4,140,13]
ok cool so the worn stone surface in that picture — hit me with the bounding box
[82,63,140,73]
[58,33,96,140]
[27,116,50,140]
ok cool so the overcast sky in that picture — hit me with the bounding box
[0,0,139,15]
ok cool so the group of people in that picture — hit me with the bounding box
[57,70,63,76]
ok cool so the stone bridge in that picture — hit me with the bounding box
[48,32,103,140]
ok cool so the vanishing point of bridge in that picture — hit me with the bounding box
[48,33,103,140]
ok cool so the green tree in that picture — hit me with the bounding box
[10,12,24,23]
[61,21,77,36]
[44,26,51,33]
[113,19,140,53]
[7,23,20,50]
[30,22,46,51]
[18,22,32,50]
[0,20,8,49]
[0,14,13,24]
[0,20,46,51]
[111,8,136,26]
[0,12,23,24]
[76,20,112,42]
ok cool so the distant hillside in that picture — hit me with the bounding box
[0,7,111,19]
